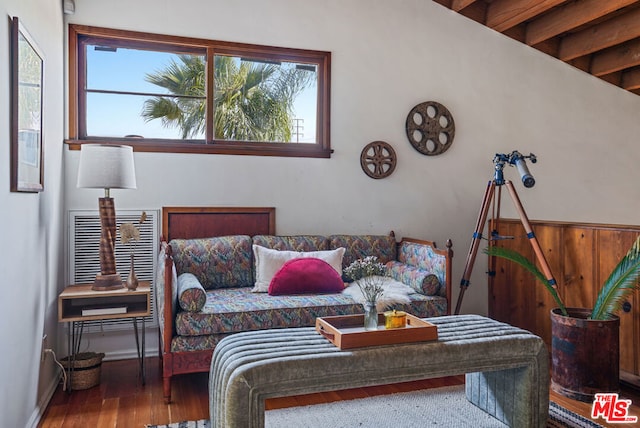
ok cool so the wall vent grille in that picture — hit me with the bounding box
[68,209,159,331]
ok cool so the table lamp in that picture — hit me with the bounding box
[77,144,137,290]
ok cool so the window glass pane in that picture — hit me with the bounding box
[86,92,205,139]
[86,45,204,95]
[213,55,317,143]
[86,44,206,139]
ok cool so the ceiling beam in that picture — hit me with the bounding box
[622,68,640,90]
[590,38,640,76]
[534,37,560,57]
[599,71,622,86]
[525,0,640,46]
[486,0,568,32]
[569,55,591,73]
[432,0,451,7]
[456,1,487,24]
[559,7,640,61]
[451,0,478,12]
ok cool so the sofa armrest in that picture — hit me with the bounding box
[396,238,453,314]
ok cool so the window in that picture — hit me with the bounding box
[68,25,331,158]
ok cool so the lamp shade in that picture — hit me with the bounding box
[77,144,137,189]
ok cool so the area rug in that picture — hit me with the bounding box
[146,385,605,428]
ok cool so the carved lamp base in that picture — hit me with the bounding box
[92,273,124,291]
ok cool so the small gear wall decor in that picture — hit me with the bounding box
[360,141,397,179]
[405,101,455,156]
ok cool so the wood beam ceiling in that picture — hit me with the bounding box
[434,0,640,97]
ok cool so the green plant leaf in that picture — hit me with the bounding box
[591,235,640,320]
[483,245,567,315]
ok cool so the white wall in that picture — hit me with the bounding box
[66,0,640,317]
[0,0,65,427]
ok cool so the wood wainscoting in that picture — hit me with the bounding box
[488,218,640,386]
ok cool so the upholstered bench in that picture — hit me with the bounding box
[209,314,549,428]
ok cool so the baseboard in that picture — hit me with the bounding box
[620,370,640,392]
[26,368,62,428]
[103,347,159,361]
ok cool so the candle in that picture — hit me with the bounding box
[384,310,407,329]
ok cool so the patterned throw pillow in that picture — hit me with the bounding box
[169,235,253,289]
[177,273,206,312]
[268,258,345,295]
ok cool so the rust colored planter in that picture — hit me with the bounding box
[551,307,620,402]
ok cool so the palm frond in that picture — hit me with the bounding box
[483,245,567,315]
[484,246,545,283]
[591,235,640,320]
[145,53,313,141]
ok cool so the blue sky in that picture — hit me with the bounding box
[85,46,317,142]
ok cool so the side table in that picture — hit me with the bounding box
[58,282,151,390]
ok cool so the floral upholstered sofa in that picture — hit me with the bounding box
[155,209,453,403]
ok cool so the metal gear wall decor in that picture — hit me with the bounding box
[360,141,397,179]
[405,101,455,156]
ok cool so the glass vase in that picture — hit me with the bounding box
[363,302,378,331]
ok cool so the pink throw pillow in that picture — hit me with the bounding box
[268,258,345,295]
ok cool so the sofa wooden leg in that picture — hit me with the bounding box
[163,376,172,404]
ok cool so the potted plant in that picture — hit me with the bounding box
[484,235,640,402]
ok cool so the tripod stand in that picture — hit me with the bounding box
[454,152,560,315]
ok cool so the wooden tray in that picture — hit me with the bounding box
[315,313,438,349]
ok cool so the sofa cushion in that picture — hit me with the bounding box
[177,273,207,312]
[169,235,253,289]
[328,234,397,276]
[386,261,442,296]
[252,245,345,292]
[268,258,345,295]
[173,287,448,339]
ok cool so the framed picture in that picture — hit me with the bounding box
[10,17,44,193]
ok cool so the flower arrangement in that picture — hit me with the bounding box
[343,256,387,304]
[119,211,147,255]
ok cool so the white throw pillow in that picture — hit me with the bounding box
[252,245,346,292]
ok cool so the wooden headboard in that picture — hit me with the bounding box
[161,207,276,242]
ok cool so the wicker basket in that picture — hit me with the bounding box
[60,352,105,390]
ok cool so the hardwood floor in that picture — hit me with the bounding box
[39,357,640,427]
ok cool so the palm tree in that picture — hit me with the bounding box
[142,55,314,140]
[142,55,206,139]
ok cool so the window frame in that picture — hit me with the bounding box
[67,25,332,158]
